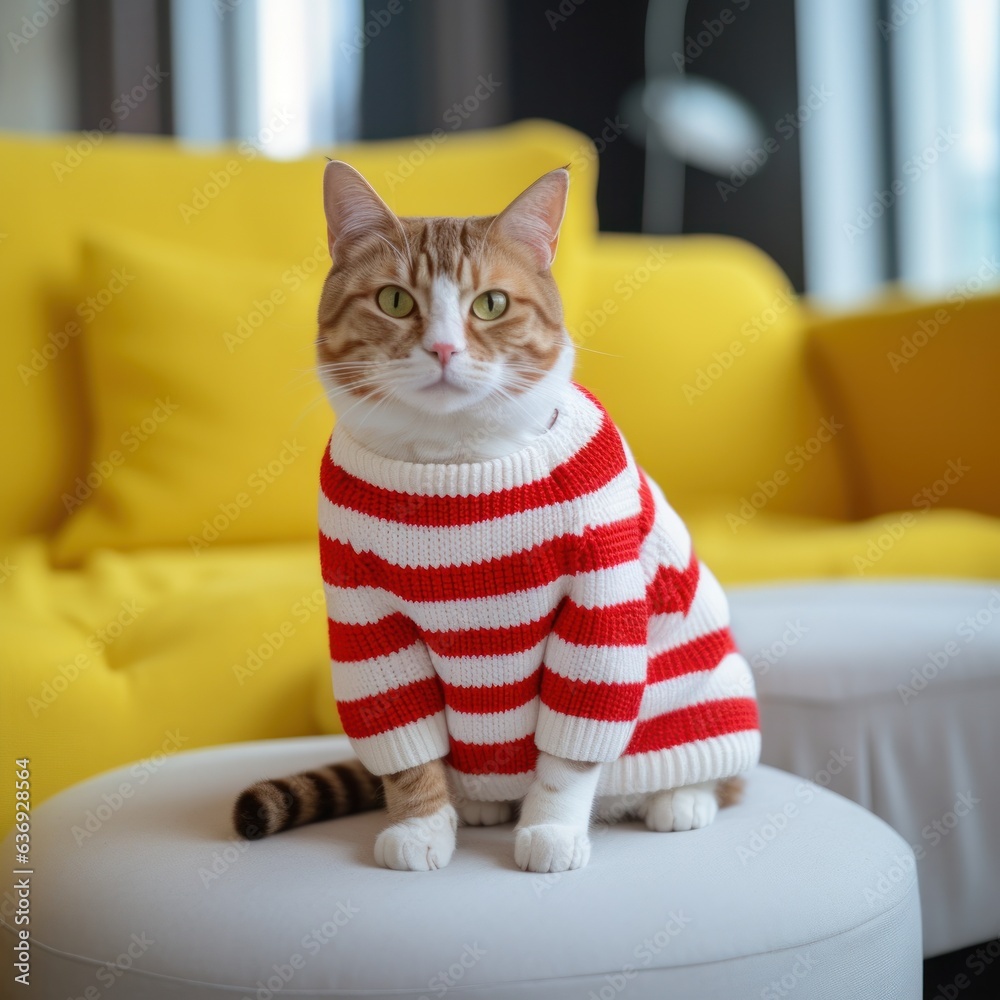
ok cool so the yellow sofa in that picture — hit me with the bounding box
[2,120,999,832]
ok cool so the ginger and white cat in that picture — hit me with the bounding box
[234,162,759,873]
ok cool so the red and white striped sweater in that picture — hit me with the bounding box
[319,385,759,801]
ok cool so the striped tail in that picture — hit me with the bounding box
[233,759,384,840]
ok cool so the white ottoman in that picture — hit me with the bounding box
[2,737,920,998]
[730,580,1000,957]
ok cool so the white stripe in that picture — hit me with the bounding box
[445,700,539,745]
[324,579,570,632]
[596,729,761,796]
[430,643,545,688]
[330,644,431,702]
[350,715,450,777]
[639,652,754,721]
[571,561,647,608]
[544,634,648,685]
[318,464,639,569]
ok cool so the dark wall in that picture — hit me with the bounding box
[361,0,649,234]
[504,0,649,233]
[680,0,803,289]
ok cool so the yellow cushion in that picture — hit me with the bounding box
[573,235,851,522]
[807,291,1000,520]
[0,537,340,831]
[0,121,596,543]
[52,230,331,560]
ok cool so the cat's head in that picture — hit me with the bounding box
[315,162,574,459]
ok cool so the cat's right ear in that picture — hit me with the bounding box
[322,160,399,260]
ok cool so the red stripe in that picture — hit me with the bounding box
[320,409,625,527]
[422,611,556,659]
[327,613,419,663]
[442,672,541,714]
[541,670,645,722]
[319,514,643,602]
[553,599,647,647]
[647,628,737,684]
[646,553,700,617]
[336,676,444,739]
[448,734,538,775]
[624,698,759,756]
[637,470,655,539]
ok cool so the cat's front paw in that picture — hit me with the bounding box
[456,799,513,827]
[374,804,457,871]
[514,824,590,873]
[644,784,718,832]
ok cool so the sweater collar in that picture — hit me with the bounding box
[329,384,603,497]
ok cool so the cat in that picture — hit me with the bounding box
[233,161,760,873]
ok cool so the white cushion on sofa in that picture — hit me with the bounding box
[730,579,1000,957]
[1,737,920,998]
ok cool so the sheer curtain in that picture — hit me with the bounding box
[797,0,1000,305]
[171,0,362,158]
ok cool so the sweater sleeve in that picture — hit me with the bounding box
[535,522,649,763]
[325,584,450,777]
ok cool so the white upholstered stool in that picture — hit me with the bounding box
[0,736,921,998]
[729,580,1000,957]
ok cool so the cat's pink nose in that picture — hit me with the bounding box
[430,342,457,365]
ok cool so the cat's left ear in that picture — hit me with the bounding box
[492,167,569,270]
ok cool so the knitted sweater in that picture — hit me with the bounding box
[319,385,760,800]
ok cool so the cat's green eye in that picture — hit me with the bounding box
[377,285,415,318]
[471,290,508,321]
